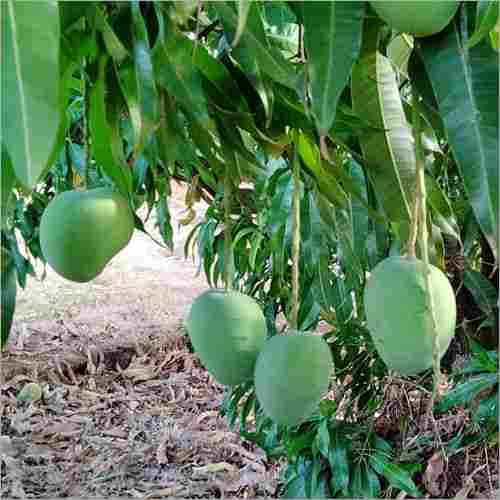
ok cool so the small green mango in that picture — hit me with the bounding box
[370,0,460,38]
[40,188,134,282]
[364,256,456,375]
[254,332,333,426]
[186,289,267,386]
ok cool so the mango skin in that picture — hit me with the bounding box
[1,249,17,349]
[254,332,333,426]
[186,289,267,386]
[40,188,134,282]
[364,256,456,375]
[370,1,460,37]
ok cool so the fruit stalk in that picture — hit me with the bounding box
[413,99,441,413]
[223,170,233,291]
[82,63,91,189]
[290,137,301,330]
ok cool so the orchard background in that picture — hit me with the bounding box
[1,1,499,498]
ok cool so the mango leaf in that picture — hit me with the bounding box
[192,42,248,113]
[297,132,348,208]
[1,147,16,228]
[364,464,382,498]
[2,0,60,189]
[302,1,364,136]
[153,11,209,126]
[387,34,413,79]
[218,2,274,126]
[130,1,159,156]
[89,56,132,196]
[467,1,499,49]
[425,173,460,241]
[97,13,129,63]
[473,393,499,425]
[463,268,498,317]
[369,453,422,497]
[407,50,445,139]
[419,20,499,260]
[214,1,297,90]
[328,429,350,494]
[233,0,251,48]
[1,248,17,349]
[437,373,498,412]
[351,21,416,223]
[349,160,369,268]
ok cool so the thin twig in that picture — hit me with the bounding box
[223,170,233,291]
[290,138,301,330]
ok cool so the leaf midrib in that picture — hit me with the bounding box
[8,0,33,185]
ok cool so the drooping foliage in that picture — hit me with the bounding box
[1,1,498,497]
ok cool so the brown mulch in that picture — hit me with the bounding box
[373,376,499,498]
[1,334,280,498]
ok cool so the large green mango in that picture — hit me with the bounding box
[254,332,333,426]
[370,1,460,37]
[1,248,17,349]
[40,188,134,282]
[364,256,456,375]
[186,289,267,386]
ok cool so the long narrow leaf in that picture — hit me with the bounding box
[302,1,364,136]
[351,21,416,223]
[419,18,499,259]
[2,0,60,188]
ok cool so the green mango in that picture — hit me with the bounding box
[364,256,456,375]
[1,248,17,349]
[254,332,333,426]
[186,289,267,386]
[40,188,134,282]
[370,1,460,38]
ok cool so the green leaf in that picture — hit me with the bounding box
[89,55,132,196]
[351,21,416,223]
[1,147,16,228]
[350,463,365,498]
[97,13,129,63]
[463,268,498,316]
[233,0,251,48]
[437,373,499,412]
[302,1,364,136]
[425,173,461,241]
[315,419,331,460]
[364,464,381,498]
[1,248,17,349]
[467,1,499,49]
[2,0,60,188]
[328,429,350,494]
[130,1,159,157]
[473,393,499,424]
[214,2,298,90]
[153,12,209,126]
[349,160,369,267]
[387,34,413,79]
[419,20,499,260]
[297,132,348,208]
[369,453,422,497]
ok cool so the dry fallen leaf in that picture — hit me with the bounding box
[423,452,447,496]
[192,462,238,475]
[453,477,475,499]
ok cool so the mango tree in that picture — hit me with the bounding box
[2,1,498,497]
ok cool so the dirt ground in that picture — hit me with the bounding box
[1,183,280,498]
